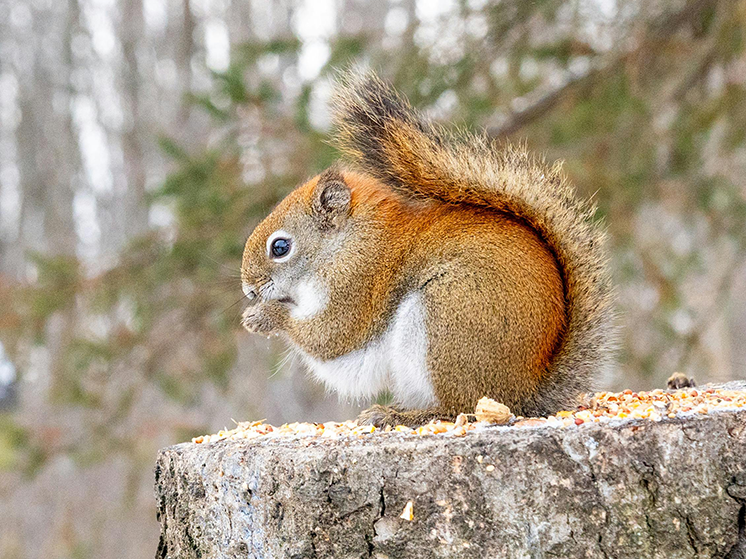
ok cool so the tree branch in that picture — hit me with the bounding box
[486,0,721,139]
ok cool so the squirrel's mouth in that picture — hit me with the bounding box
[243,278,278,303]
[242,283,257,301]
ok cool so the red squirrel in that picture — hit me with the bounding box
[240,72,616,427]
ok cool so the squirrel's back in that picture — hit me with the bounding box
[332,72,616,415]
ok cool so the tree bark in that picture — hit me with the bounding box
[155,382,746,559]
[118,0,149,242]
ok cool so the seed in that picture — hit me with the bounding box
[400,501,414,521]
[188,380,746,443]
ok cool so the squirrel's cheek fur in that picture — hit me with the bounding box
[288,278,329,321]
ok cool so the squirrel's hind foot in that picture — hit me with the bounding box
[356,405,454,428]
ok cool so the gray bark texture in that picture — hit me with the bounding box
[155,383,746,559]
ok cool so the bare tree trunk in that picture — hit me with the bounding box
[45,0,82,257]
[227,0,252,44]
[119,0,149,241]
[0,14,20,277]
[176,0,195,132]
[15,94,46,261]
[13,0,80,259]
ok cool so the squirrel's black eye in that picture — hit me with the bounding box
[271,238,291,258]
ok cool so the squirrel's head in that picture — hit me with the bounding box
[240,169,354,331]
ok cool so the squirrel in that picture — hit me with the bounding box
[240,72,616,427]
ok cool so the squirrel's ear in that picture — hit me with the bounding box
[312,174,351,228]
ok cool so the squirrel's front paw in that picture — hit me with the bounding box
[241,303,287,334]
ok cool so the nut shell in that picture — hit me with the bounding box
[474,397,513,424]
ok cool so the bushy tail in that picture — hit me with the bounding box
[331,71,616,411]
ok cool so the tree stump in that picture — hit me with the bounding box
[155,383,746,558]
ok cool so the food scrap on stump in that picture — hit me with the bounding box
[191,386,746,445]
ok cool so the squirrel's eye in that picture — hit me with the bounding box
[271,238,291,258]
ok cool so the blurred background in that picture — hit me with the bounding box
[1,0,745,556]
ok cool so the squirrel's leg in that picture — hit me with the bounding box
[416,242,567,417]
[356,405,455,428]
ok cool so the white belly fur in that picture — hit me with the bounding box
[298,292,437,409]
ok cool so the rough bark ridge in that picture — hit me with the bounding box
[155,384,746,559]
